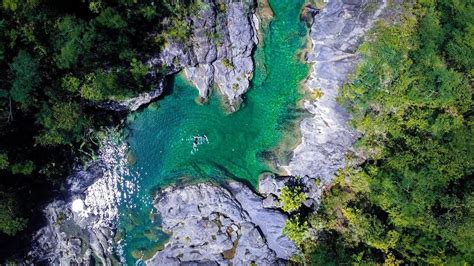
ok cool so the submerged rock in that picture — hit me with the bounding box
[284,0,389,202]
[156,0,258,111]
[147,182,296,265]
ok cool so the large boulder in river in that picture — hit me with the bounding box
[147,182,297,265]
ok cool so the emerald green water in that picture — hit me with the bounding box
[118,0,308,263]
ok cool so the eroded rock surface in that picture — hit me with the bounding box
[27,135,137,265]
[147,182,296,265]
[156,0,258,111]
[284,0,388,194]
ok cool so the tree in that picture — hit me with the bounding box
[309,1,474,264]
[96,7,127,29]
[54,16,93,69]
[0,153,8,170]
[36,102,87,145]
[0,192,27,236]
[10,160,34,175]
[9,50,40,106]
[283,215,309,246]
[279,185,307,213]
[2,0,19,11]
[130,58,149,80]
[61,75,81,93]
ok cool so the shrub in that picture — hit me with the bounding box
[283,215,309,246]
[279,186,307,212]
[222,58,235,70]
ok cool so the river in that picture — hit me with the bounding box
[117,0,309,262]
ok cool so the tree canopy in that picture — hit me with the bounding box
[295,1,474,264]
[0,0,194,257]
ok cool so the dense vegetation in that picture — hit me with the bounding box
[286,0,473,264]
[0,0,471,263]
[0,0,199,258]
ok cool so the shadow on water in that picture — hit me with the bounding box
[157,75,176,100]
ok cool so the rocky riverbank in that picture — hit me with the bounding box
[25,0,394,264]
[25,0,270,264]
[284,0,389,202]
[97,79,166,112]
[99,0,259,113]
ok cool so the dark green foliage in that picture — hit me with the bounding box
[10,160,35,175]
[9,51,40,106]
[438,0,474,72]
[0,192,27,236]
[0,153,8,170]
[0,0,194,251]
[36,102,88,145]
[307,1,473,264]
[54,16,93,69]
[130,58,150,81]
[96,7,127,29]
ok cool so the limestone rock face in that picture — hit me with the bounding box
[147,182,296,265]
[157,0,258,111]
[284,0,388,199]
[98,79,166,112]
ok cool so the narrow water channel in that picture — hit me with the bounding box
[118,0,309,262]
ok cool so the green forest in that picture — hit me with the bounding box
[283,0,473,264]
[0,0,198,257]
[0,0,472,263]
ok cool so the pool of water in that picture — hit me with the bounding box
[117,0,309,262]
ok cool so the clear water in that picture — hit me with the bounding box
[118,0,309,263]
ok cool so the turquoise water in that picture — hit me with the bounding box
[118,0,309,262]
